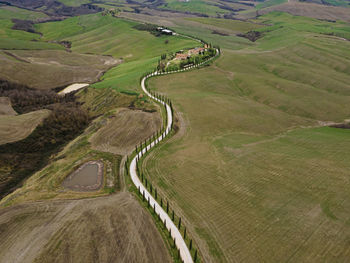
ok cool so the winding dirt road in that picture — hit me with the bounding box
[129,49,219,263]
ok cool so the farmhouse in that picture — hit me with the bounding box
[188,47,205,55]
[175,53,189,60]
[162,29,173,35]
[157,27,174,35]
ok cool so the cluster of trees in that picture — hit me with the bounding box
[11,19,38,34]
[0,80,75,114]
[133,24,163,37]
[158,46,217,72]
[0,80,90,198]
[237,31,263,42]
[101,9,120,17]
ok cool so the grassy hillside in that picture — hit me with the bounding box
[159,0,230,16]
[0,50,120,89]
[143,12,350,262]
[0,6,62,50]
[0,86,158,205]
[36,13,198,92]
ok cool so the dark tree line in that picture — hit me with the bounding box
[0,80,90,198]
[0,80,76,114]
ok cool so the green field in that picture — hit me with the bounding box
[142,12,350,262]
[256,0,287,10]
[58,0,92,6]
[36,13,198,91]
[0,6,62,50]
[186,17,264,33]
[160,0,230,16]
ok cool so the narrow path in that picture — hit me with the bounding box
[129,49,219,263]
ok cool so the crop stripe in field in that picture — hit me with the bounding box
[129,48,220,263]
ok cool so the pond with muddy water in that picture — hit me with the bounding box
[62,161,103,191]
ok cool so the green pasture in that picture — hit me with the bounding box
[142,11,350,262]
[160,0,230,16]
[37,13,198,91]
[0,7,62,50]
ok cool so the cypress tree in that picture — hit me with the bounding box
[172,210,174,221]
[194,249,197,262]
[177,249,180,259]
[167,201,169,213]
[184,227,187,239]
[178,217,181,230]
[160,198,163,207]
[150,184,152,193]
[155,188,157,200]
[145,179,148,188]
[169,228,171,238]
[148,197,150,208]
[173,238,176,248]
[189,239,192,250]
[153,203,156,213]
[143,191,145,201]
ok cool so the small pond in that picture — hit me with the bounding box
[62,161,103,191]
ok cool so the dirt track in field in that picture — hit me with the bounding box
[0,192,171,263]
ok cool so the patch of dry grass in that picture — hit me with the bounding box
[0,97,17,115]
[0,109,50,145]
[90,108,162,155]
[0,192,171,263]
[0,50,120,90]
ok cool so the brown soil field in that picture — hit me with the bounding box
[0,109,50,145]
[0,97,17,116]
[0,50,121,90]
[0,192,171,263]
[259,2,350,22]
[90,108,162,155]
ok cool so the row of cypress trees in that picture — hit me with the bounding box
[126,45,221,262]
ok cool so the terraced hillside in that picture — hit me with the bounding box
[143,12,350,262]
